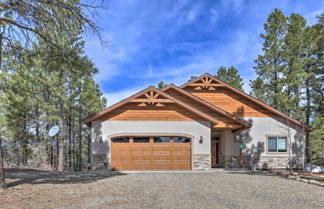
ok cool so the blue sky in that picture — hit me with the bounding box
[84,0,323,106]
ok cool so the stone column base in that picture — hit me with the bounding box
[193,154,211,170]
[92,154,108,170]
[220,155,304,170]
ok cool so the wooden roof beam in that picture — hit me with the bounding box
[187,83,224,87]
[130,99,173,103]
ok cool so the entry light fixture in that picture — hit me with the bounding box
[199,136,203,144]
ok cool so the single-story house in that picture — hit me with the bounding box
[83,73,312,171]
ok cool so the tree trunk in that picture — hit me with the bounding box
[21,111,28,167]
[78,106,82,171]
[305,85,311,163]
[273,69,278,110]
[87,133,91,170]
[0,136,7,189]
[0,32,7,189]
[72,120,76,171]
[58,118,64,171]
[35,102,40,141]
[68,114,72,171]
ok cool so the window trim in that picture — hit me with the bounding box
[266,135,289,155]
[173,136,191,143]
[153,136,171,143]
[133,136,150,143]
[111,136,130,143]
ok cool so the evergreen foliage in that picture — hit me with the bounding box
[157,81,168,89]
[250,9,324,163]
[215,66,244,91]
[0,0,106,188]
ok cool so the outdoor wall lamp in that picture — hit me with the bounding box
[199,136,203,144]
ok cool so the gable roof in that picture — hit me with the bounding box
[162,84,251,128]
[180,73,312,131]
[83,86,220,126]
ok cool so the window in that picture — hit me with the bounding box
[154,137,170,143]
[112,137,129,143]
[267,136,287,153]
[173,137,190,143]
[133,137,150,143]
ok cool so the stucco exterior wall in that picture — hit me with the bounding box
[90,116,306,170]
[91,120,211,170]
[222,117,306,169]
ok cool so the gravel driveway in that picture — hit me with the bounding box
[1,169,324,209]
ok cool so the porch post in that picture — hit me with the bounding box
[239,129,243,168]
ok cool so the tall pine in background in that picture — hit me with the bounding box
[215,66,244,91]
[282,13,306,119]
[250,9,287,111]
[0,0,106,181]
[251,10,324,163]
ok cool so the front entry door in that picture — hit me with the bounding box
[211,137,220,168]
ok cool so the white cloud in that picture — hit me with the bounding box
[103,86,144,106]
[84,0,323,98]
[220,0,246,14]
[187,4,201,22]
[130,29,262,91]
[209,8,219,23]
[304,8,324,24]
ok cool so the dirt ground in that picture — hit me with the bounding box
[1,168,324,209]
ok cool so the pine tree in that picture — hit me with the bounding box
[250,9,287,111]
[188,76,198,81]
[251,10,323,163]
[157,81,167,89]
[0,0,105,189]
[215,66,244,91]
[308,14,324,163]
[282,13,306,119]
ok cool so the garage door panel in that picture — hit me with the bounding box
[151,155,172,161]
[132,144,151,151]
[152,145,172,151]
[111,136,191,170]
[133,154,150,159]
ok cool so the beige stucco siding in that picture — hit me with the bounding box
[222,117,306,159]
[91,120,211,155]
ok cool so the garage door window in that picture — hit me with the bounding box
[154,136,170,143]
[112,137,129,143]
[133,137,150,143]
[174,137,190,143]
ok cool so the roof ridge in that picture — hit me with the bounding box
[83,86,221,125]
[179,73,312,131]
[162,84,251,128]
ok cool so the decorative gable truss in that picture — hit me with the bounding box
[83,86,220,125]
[185,75,224,90]
[180,73,312,131]
[130,90,173,106]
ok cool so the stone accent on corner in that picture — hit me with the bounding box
[220,155,304,170]
[193,154,211,170]
[92,154,108,170]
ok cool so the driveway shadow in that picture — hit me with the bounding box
[5,168,125,188]
[225,170,281,177]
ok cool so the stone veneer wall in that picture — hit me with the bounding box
[92,154,108,170]
[193,154,211,170]
[220,155,304,170]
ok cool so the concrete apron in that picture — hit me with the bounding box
[106,168,251,174]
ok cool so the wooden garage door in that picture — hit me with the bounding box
[111,136,191,170]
